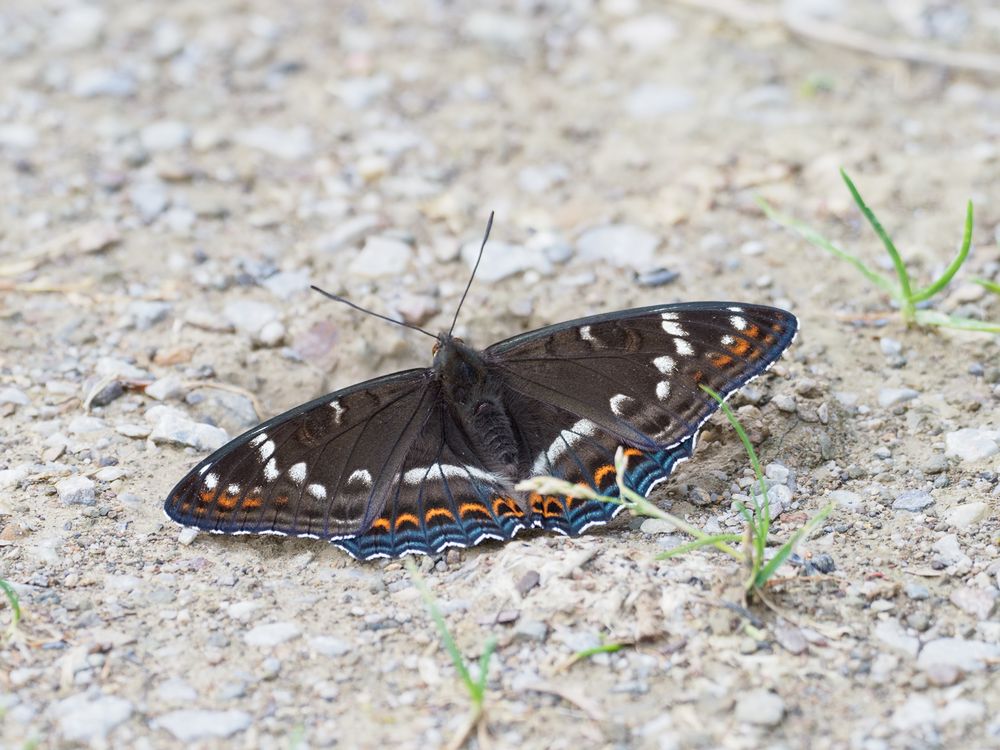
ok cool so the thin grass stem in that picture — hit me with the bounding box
[911,201,974,302]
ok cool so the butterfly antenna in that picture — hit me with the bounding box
[310,286,439,340]
[449,210,494,336]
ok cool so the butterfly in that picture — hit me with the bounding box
[164,215,797,560]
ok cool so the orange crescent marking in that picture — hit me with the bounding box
[544,496,563,517]
[217,493,238,510]
[593,463,615,486]
[529,492,544,514]
[395,512,420,530]
[711,354,734,368]
[459,502,489,518]
[623,448,643,458]
[425,507,454,523]
[746,323,761,339]
[372,518,391,532]
[274,495,289,506]
[492,496,522,516]
[179,502,191,513]
[242,496,262,510]
[729,338,751,356]
[198,490,214,504]
[193,506,207,517]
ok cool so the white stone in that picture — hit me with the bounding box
[68,415,105,434]
[0,124,38,150]
[244,622,301,647]
[49,6,106,51]
[917,638,1000,672]
[624,84,695,118]
[873,618,919,658]
[236,126,313,160]
[945,502,988,529]
[945,428,1000,462]
[53,693,132,743]
[222,299,279,337]
[227,601,262,623]
[147,405,229,452]
[734,689,784,726]
[177,528,198,546]
[828,489,863,512]
[56,475,96,506]
[145,375,185,401]
[460,240,550,282]
[349,235,414,279]
[154,709,252,741]
[878,387,919,407]
[140,120,191,152]
[309,635,351,657]
[576,224,661,270]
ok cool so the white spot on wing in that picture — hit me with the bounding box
[250,433,268,447]
[661,321,686,337]
[580,325,595,342]
[307,483,327,500]
[226,483,241,495]
[204,472,218,490]
[727,306,743,313]
[198,464,212,476]
[656,381,671,400]
[722,335,735,346]
[347,469,372,486]
[674,338,694,356]
[528,418,601,474]
[610,394,634,417]
[264,458,278,482]
[402,464,499,485]
[289,462,307,484]
[730,315,748,331]
[329,399,344,423]
[653,355,675,374]
[661,312,679,321]
[259,440,275,461]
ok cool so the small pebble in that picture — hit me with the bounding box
[56,476,96,506]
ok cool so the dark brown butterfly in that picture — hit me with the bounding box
[165,215,797,559]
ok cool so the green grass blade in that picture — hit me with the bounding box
[840,169,913,300]
[911,201,974,302]
[655,533,743,560]
[572,642,626,661]
[972,277,1000,295]
[757,196,898,295]
[474,637,498,704]
[755,503,834,587]
[405,559,478,702]
[1,578,21,628]
[914,309,1000,333]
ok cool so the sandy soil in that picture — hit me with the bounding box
[2,1,999,748]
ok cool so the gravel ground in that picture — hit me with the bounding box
[2,1,1000,749]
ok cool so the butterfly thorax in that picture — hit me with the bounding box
[433,335,520,477]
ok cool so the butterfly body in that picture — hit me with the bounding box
[165,302,797,559]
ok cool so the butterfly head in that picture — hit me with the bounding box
[432,334,490,405]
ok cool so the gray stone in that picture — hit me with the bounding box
[226,601,262,623]
[640,518,677,534]
[932,534,968,567]
[263,269,311,300]
[576,224,660,271]
[140,120,191,152]
[244,622,301,647]
[765,463,790,484]
[0,465,30,488]
[49,6,106,51]
[146,375,185,401]
[460,241,549,282]
[73,68,136,98]
[735,689,785,726]
[154,709,252,741]
[177,528,198,546]
[904,582,930,600]
[828,490,864,513]
[236,125,313,160]
[316,214,382,252]
[130,181,170,222]
[56,475,96,506]
[53,692,132,743]
[0,386,29,405]
[923,454,949,474]
[348,235,414,279]
[751,483,792,517]
[892,490,934,512]
[879,337,902,355]
[0,124,37,150]
[512,619,549,643]
[891,695,936,731]
[517,163,568,194]
[873,618,919,657]
[772,394,797,412]
[222,299,279,338]
[945,428,1000,462]
[68,415,105,434]
[612,14,678,53]
[147,405,229,451]
[878,388,919,407]
[945,502,988,529]
[917,638,1000,672]
[949,587,997,620]
[128,300,172,330]
[310,635,351,657]
[625,84,695,118]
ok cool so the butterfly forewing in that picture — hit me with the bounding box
[164,369,434,539]
[488,302,796,450]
